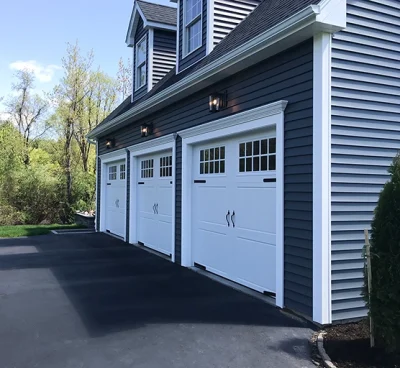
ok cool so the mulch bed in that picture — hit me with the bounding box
[323,319,400,368]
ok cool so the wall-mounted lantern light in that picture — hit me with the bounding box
[209,92,227,112]
[105,138,115,149]
[141,123,153,137]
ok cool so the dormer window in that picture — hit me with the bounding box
[184,0,202,55]
[135,35,147,90]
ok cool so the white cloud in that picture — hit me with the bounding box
[9,60,61,83]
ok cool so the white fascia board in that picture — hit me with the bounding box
[313,32,332,325]
[315,0,346,32]
[126,4,140,46]
[88,0,346,139]
[146,22,177,31]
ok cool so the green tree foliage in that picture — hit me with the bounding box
[367,154,400,353]
[0,42,120,225]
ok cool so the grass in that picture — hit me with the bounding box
[0,224,86,238]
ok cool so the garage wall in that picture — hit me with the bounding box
[330,0,400,322]
[98,39,314,317]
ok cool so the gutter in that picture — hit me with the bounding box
[88,4,329,139]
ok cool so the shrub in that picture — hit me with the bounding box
[0,204,25,226]
[367,154,400,353]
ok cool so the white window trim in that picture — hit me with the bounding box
[127,134,177,262]
[183,0,203,57]
[99,149,128,241]
[147,29,154,92]
[135,34,147,91]
[178,101,287,308]
[206,0,214,54]
[313,32,332,325]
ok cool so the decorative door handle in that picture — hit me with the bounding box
[115,199,119,208]
[153,204,156,214]
[231,211,235,228]
[226,210,230,227]
[156,203,159,214]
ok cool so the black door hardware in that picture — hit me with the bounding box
[231,211,235,228]
[226,210,230,227]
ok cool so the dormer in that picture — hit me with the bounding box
[173,0,262,73]
[126,0,177,102]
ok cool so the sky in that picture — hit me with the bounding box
[0,0,174,115]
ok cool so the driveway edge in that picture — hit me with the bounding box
[317,332,337,368]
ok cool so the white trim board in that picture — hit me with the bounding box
[179,100,287,308]
[313,32,332,325]
[99,152,128,241]
[206,0,214,55]
[148,28,154,92]
[127,134,177,262]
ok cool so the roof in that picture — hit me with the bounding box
[137,0,177,26]
[92,0,326,137]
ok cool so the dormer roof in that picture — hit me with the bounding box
[126,0,177,46]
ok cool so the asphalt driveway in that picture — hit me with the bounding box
[0,233,315,368]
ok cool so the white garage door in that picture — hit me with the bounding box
[105,160,126,238]
[137,151,173,256]
[192,130,277,294]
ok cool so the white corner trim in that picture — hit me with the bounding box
[128,136,176,262]
[127,134,176,154]
[99,149,128,163]
[148,28,154,92]
[180,100,287,308]
[175,0,180,73]
[313,32,332,325]
[178,100,288,140]
[206,0,215,55]
[95,140,99,232]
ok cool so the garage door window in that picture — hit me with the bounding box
[160,155,172,177]
[120,164,126,180]
[141,159,154,178]
[200,146,225,174]
[108,166,117,180]
[239,138,276,172]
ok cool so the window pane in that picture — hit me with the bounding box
[188,20,201,52]
[269,155,276,170]
[209,161,214,174]
[204,149,209,161]
[220,146,225,159]
[200,162,204,174]
[186,0,201,24]
[210,148,214,160]
[200,150,204,161]
[239,158,245,172]
[246,142,252,156]
[215,147,219,160]
[220,160,225,173]
[261,139,267,154]
[205,162,209,173]
[239,143,245,157]
[246,157,252,172]
[253,141,259,155]
[253,157,259,171]
[261,156,267,171]
[215,161,219,173]
[269,138,276,154]
[137,40,146,64]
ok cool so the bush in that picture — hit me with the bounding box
[367,154,400,353]
[0,204,25,225]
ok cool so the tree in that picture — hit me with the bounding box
[116,57,132,101]
[51,42,93,220]
[367,154,400,354]
[74,70,117,172]
[4,70,49,165]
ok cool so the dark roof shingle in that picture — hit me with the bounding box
[137,0,177,26]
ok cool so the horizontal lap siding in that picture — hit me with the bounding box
[99,40,314,317]
[153,30,176,87]
[331,0,400,321]
[213,0,261,46]
[133,18,148,101]
[178,0,207,71]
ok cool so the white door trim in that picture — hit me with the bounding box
[179,100,287,308]
[313,32,332,324]
[128,134,177,262]
[99,150,128,241]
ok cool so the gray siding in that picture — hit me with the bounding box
[133,18,148,101]
[126,151,130,241]
[96,156,101,231]
[153,30,176,87]
[99,40,314,318]
[330,0,400,321]
[178,0,207,71]
[213,0,261,46]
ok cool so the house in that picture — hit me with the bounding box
[87,0,400,325]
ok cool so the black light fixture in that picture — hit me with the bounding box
[141,123,153,137]
[209,91,227,112]
[105,138,115,149]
